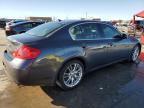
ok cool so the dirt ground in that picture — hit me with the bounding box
[1,29,144,108]
[0,29,9,93]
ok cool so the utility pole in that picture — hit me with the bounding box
[86,12,88,19]
[66,16,68,20]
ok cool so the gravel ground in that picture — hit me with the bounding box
[0,29,10,93]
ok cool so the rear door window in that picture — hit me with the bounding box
[22,23,33,30]
[32,22,42,27]
[69,23,102,40]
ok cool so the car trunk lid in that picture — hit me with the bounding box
[6,33,44,58]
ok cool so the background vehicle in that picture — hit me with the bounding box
[129,20,144,30]
[5,21,44,36]
[6,19,28,26]
[135,20,144,30]
[0,20,6,28]
[3,20,141,90]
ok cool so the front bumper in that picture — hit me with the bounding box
[2,51,57,86]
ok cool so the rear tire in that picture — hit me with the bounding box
[57,60,84,90]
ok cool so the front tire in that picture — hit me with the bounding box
[57,60,84,90]
[130,45,140,62]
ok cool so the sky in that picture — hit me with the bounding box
[0,0,144,20]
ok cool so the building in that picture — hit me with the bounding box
[80,17,101,21]
[26,17,52,22]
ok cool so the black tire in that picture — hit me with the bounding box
[56,60,84,90]
[129,45,140,62]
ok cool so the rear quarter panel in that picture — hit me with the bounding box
[27,28,86,83]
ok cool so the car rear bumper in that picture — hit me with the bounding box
[2,51,58,86]
[3,59,28,85]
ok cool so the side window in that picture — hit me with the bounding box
[22,23,33,30]
[14,25,23,31]
[69,23,101,40]
[32,22,41,27]
[23,23,32,28]
[100,24,120,38]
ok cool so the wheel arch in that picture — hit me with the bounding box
[136,43,141,54]
[129,43,141,62]
[56,56,87,81]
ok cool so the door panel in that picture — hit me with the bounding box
[69,22,110,69]
[81,40,108,69]
[99,23,130,62]
[105,38,130,62]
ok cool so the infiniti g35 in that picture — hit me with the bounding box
[2,20,141,90]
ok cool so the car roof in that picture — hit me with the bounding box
[9,20,112,27]
[60,20,99,24]
[56,20,112,26]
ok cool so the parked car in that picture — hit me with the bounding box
[0,20,6,28]
[2,20,141,90]
[6,19,28,26]
[135,20,144,30]
[129,20,144,31]
[5,21,44,36]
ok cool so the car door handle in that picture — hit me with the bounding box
[82,46,87,49]
[108,43,113,46]
[105,45,111,48]
[105,43,113,48]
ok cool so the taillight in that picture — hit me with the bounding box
[6,26,12,31]
[12,45,41,59]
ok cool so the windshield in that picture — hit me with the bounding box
[26,22,66,37]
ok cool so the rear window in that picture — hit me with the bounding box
[26,22,65,37]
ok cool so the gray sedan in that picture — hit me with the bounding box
[2,20,141,90]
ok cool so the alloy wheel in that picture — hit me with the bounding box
[63,63,83,88]
[132,46,140,62]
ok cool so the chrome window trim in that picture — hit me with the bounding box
[68,22,122,41]
[69,37,124,41]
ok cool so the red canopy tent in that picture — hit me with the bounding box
[131,10,144,37]
[135,10,144,18]
[134,11,144,60]
[133,10,144,24]
[132,10,144,61]
[133,10,144,44]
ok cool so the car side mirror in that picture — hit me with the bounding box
[121,33,127,39]
[114,34,127,39]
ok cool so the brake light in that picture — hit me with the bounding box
[6,26,12,31]
[12,45,41,59]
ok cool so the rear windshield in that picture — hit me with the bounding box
[26,22,65,37]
